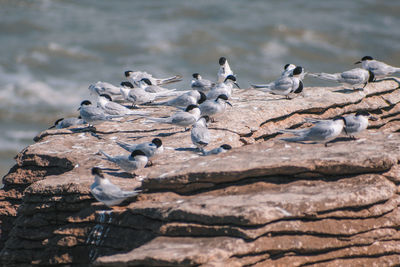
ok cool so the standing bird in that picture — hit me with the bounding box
[191,73,215,93]
[125,70,182,87]
[342,110,378,139]
[355,56,400,78]
[97,94,147,116]
[251,66,304,98]
[154,90,207,108]
[207,75,240,100]
[116,138,163,159]
[78,100,122,126]
[191,116,211,152]
[217,57,234,83]
[90,167,141,207]
[279,117,347,146]
[200,94,232,119]
[308,68,374,89]
[49,117,85,129]
[202,144,232,156]
[146,104,201,128]
[99,149,148,173]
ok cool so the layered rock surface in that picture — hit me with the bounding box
[1,78,400,266]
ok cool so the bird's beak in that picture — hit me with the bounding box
[343,126,348,135]
[77,107,81,111]
[369,116,378,121]
[49,125,55,129]
[354,61,361,64]
[227,101,233,107]
[234,82,241,89]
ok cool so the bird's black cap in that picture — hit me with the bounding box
[192,73,200,79]
[292,66,303,76]
[362,56,373,61]
[131,150,147,157]
[92,167,104,177]
[151,138,162,148]
[99,94,112,101]
[221,144,232,150]
[124,70,133,77]
[284,63,291,70]
[224,75,236,82]
[80,100,92,106]
[121,81,134,88]
[216,94,229,101]
[219,57,227,65]
[140,78,152,85]
[185,104,199,112]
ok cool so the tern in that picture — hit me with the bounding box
[355,56,400,78]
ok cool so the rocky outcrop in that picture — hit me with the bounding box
[1,78,400,266]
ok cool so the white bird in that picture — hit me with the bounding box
[119,81,177,106]
[207,75,240,100]
[99,149,148,173]
[90,167,141,207]
[202,144,232,156]
[200,94,232,119]
[217,57,234,83]
[124,70,182,86]
[146,104,201,127]
[191,116,211,152]
[355,56,400,78]
[154,90,207,108]
[342,110,377,139]
[308,68,374,89]
[88,81,124,102]
[251,66,304,98]
[49,117,85,129]
[116,138,163,158]
[97,94,148,116]
[78,100,123,126]
[279,117,347,146]
[191,73,215,93]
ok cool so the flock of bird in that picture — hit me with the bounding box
[49,56,400,207]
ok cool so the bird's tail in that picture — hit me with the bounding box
[278,129,306,136]
[121,189,142,198]
[145,117,170,124]
[155,75,183,85]
[308,72,340,81]
[99,150,115,162]
[116,141,133,152]
[251,83,273,89]
[279,136,306,142]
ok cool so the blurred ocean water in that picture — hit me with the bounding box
[0,0,400,178]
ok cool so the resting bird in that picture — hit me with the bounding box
[202,144,232,156]
[207,75,240,100]
[308,68,374,89]
[154,90,206,108]
[200,94,232,119]
[97,94,147,116]
[279,117,347,146]
[78,100,123,126]
[120,81,177,106]
[146,104,201,128]
[49,117,85,129]
[116,138,163,158]
[90,167,141,207]
[99,149,148,173]
[251,66,304,98]
[191,73,215,93]
[355,56,400,78]
[88,81,125,102]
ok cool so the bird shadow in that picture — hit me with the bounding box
[333,88,363,94]
[324,136,355,146]
[374,77,400,88]
[101,168,136,179]
[175,147,198,152]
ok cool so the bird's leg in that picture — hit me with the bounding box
[350,135,357,140]
[145,160,153,167]
[362,82,368,89]
[324,141,332,147]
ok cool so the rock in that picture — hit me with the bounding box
[1,79,400,265]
